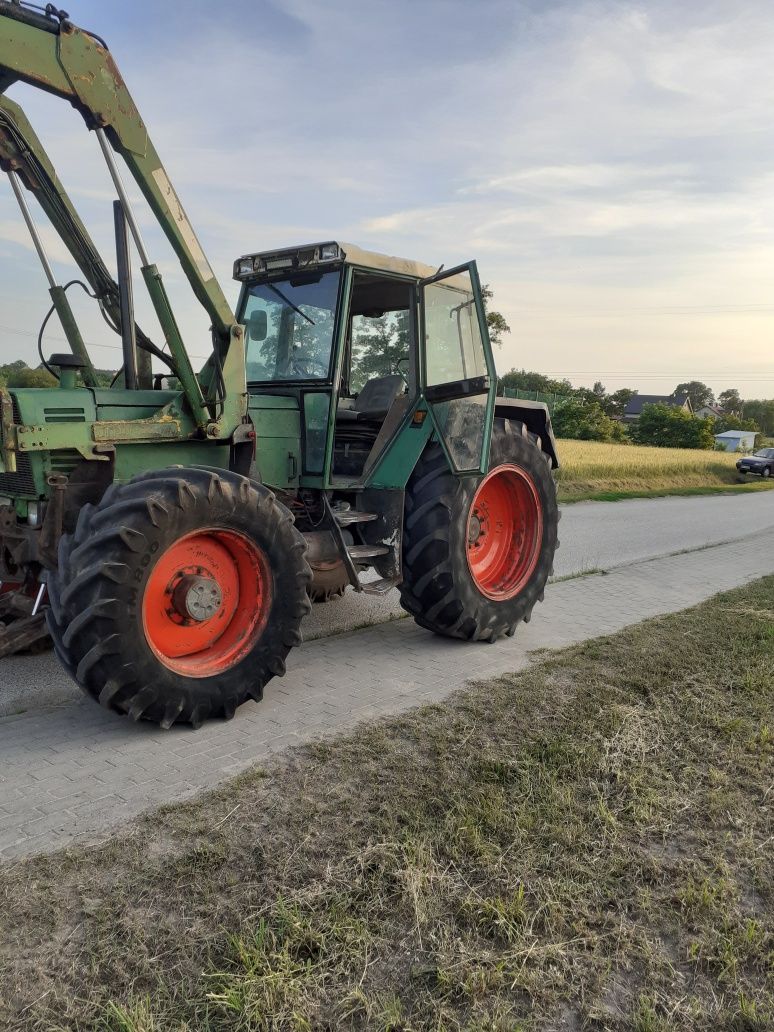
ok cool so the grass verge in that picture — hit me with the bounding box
[555,438,774,502]
[1,580,772,1031]
[559,482,774,504]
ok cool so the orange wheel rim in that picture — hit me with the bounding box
[142,529,271,678]
[466,464,543,601]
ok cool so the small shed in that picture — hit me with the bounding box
[714,430,757,453]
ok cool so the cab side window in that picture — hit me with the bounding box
[350,309,410,393]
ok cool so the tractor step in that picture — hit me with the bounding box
[347,543,390,561]
[334,508,379,527]
[362,576,400,596]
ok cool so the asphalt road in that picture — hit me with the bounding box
[1,491,773,719]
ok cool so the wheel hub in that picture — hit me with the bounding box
[142,529,271,677]
[172,575,223,622]
[468,513,483,545]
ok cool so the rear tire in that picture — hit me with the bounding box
[47,467,311,728]
[399,418,558,642]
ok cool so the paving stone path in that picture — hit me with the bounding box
[1,534,772,860]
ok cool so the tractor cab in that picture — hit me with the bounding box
[233,242,497,491]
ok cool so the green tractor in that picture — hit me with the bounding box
[0,2,559,728]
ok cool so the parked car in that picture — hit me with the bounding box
[736,447,774,478]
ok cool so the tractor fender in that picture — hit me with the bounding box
[493,398,560,469]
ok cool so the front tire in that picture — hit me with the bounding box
[399,418,558,642]
[47,467,311,728]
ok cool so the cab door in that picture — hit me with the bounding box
[419,261,496,474]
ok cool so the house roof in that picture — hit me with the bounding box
[697,404,724,416]
[624,393,691,417]
[714,430,756,439]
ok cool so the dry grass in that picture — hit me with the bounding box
[555,439,772,501]
[0,579,772,1031]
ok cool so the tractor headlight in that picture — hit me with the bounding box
[233,242,343,281]
[265,255,294,272]
[319,243,341,262]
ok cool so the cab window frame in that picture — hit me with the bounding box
[238,268,345,387]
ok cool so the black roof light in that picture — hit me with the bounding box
[233,242,342,281]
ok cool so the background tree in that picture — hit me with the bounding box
[718,388,741,414]
[0,359,28,388]
[608,387,637,417]
[498,368,574,397]
[552,398,627,442]
[92,367,118,388]
[0,358,116,389]
[714,412,759,436]
[672,380,714,410]
[737,399,774,437]
[6,365,57,388]
[631,404,715,449]
[480,284,510,348]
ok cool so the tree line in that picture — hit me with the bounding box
[499,369,774,448]
[0,359,116,389]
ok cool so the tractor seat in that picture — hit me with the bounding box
[337,374,405,423]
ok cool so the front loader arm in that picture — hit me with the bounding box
[0,96,114,301]
[0,1,247,436]
[0,1,235,345]
[0,94,172,373]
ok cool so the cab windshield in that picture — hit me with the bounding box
[242,271,340,383]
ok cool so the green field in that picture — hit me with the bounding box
[555,438,774,502]
[1,578,772,1031]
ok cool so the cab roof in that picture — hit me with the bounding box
[234,241,470,289]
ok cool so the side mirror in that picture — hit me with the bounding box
[247,310,268,342]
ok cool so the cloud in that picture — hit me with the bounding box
[0,0,772,393]
[0,215,77,266]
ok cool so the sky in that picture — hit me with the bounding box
[1,0,773,397]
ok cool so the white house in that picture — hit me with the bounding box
[714,430,757,453]
[696,404,724,419]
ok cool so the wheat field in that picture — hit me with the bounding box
[554,438,757,500]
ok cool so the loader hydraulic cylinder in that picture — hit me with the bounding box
[113,200,139,391]
[97,128,209,421]
[7,168,98,387]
